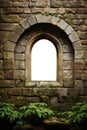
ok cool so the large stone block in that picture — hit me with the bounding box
[0,80,14,87]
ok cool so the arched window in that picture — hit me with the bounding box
[31,39,57,81]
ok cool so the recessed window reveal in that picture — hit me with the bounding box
[31,39,57,81]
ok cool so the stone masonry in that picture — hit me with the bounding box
[0,0,87,109]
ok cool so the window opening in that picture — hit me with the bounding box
[31,39,57,81]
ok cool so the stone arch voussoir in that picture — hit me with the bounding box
[7,14,82,60]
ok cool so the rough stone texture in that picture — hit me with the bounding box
[0,0,87,108]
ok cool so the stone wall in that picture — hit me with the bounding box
[0,0,87,108]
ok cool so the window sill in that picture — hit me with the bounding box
[26,81,62,87]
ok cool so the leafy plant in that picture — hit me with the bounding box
[20,102,54,124]
[58,102,87,125]
[0,102,22,130]
[0,102,22,123]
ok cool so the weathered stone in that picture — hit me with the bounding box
[63,53,73,60]
[0,14,21,23]
[3,60,14,69]
[63,70,73,79]
[28,16,37,25]
[14,25,24,35]
[36,14,51,23]
[15,45,25,53]
[9,31,20,43]
[75,50,84,59]
[24,8,31,14]
[7,88,22,96]
[20,19,30,29]
[0,80,14,87]
[63,44,73,52]
[0,60,3,69]
[15,53,25,60]
[4,70,14,80]
[3,52,14,60]
[50,0,63,8]
[57,19,68,30]
[63,61,73,70]
[36,0,49,7]
[4,41,15,52]
[15,61,25,69]
[51,16,60,25]
[69,32,80,43]
[14,70,25,80]
[65,25,74,35]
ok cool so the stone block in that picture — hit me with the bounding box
[36,0,49,7]
[63,53,73,60]
[69,32,80,43]
[63,44,73,53]
[0,23,17,31]
[14,70,25,80]
[15,79,25,87]
[51,16,60,25]
[1,14,21,23]
[63,70,73,79]
[4,70,14,80]
[20,19,30,29]
[0,60,3,69]
[28,16,37,26]
[63,61,73,70]
[7,88,22,96]
[15,53,25,60]
[3,60,14,69]
[0,80,14,87]
[65,25,74,35]
[24,8,31,14]
[15,45,25,53]
[58,88,68,96]
[36,14,51,23]
[57,19,68,30]
[68,88,79,96]
[4,41,15,52]
[73,41,82,51]
[50,0,63,8]
[15,60,25,69]
[9,31,20,43]
[75,50,84,59]
[14,25,24,35]
[3,52,14,60]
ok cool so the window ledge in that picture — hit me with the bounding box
[26,81,62,87]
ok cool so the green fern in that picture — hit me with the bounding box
[20,102,54,124]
